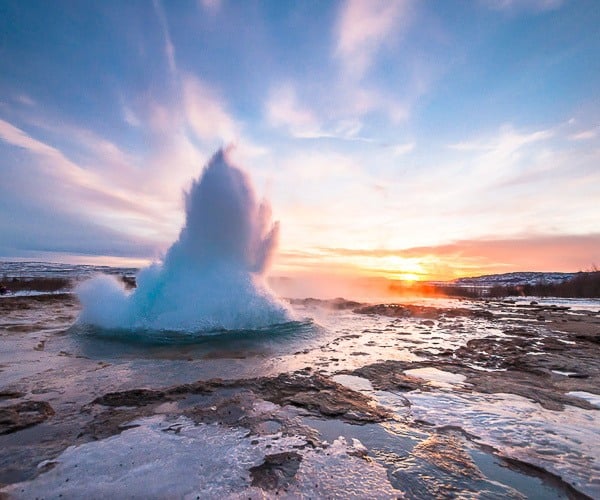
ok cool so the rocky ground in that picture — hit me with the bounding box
[0,293,598,498]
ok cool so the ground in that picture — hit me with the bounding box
[0,293,598,498]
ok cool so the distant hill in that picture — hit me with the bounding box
[452,272,576,287]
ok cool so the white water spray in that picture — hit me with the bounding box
[77,148,291,332]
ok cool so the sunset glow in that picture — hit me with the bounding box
[0,1,598,280]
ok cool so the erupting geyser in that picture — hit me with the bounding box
[77,148,292,332]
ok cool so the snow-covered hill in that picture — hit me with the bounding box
[452,272,576,287]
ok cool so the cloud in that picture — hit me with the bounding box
[122,105,141,127]
[405,234,600,272]
[0,200,161,259]
[152,0,177,74]
[569,129,597,141]
[335,0,412,78]
[15,94,35,106]
[392,142,415,156]
[277,150,361,182]
[0,118,178,237]
[183,75,239,142]
[449,126,553,154]
[443,125,555,190]
[265,84,320,137]
[198,0,221,13]
[0,118,90,184]
[265,84,373,141]
[315,233,600,276]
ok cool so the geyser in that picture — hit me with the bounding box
[77,148,292,332]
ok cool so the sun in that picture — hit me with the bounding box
[354,255,428,282]
[396,272,421,283]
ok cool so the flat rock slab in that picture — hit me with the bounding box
[0,401,54,434]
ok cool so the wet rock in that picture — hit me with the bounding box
[81,407,146,440]
[412,432,482,478]
[92,389,168,407]
[249,452,302,491]
[349,361,427,392]
[289,297,365,310]
[183,392,250,426]
[0,401,54,434]
[85,371,390,442]
[353,303,493,321]
[251,371,391,423]
[354,304,412,317]
[0,391,25,401]
[463,370,591,411]
[351,326,600,411]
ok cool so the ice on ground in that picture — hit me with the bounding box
[566,391,600,408]
[3,415,400,499]
[406,390,600,498]
[332,374,374,392]
[404,367,467,387]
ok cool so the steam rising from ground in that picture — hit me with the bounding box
[77,149,291,332]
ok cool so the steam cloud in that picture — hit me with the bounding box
[77,148,291,332]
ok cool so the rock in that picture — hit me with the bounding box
[349,361,426,392]
[249,452,302,491]
[353,304,493,321]
[0,401,54,434]
[92,389,168,407]
[252,371,391,423]
[0,390,25,401]
[412,433,483,479]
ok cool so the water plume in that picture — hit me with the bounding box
[77,148,291,332]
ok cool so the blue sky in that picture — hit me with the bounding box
[1,0,599,279]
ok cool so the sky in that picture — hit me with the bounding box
[0,0,599,281]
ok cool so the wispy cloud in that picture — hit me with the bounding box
[152,0,177,74]
[0,118,176,235]
[265,84,373,141]
[0,118,89,184]
[569,129,597,141]
[392,142,415,156]
[335,0,412,79]
[277,150,361,182]
[183,75,239,142]
[449,126,553,155]
[15,94,35,106]
[265,84,320,138]
[198,0,221,14]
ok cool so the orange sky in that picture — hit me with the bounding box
[273,233,600,282]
